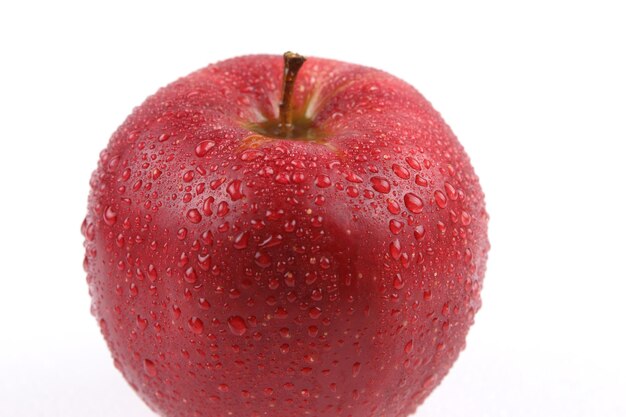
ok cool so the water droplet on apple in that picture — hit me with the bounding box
[314,174,332,188]
[241,149,264,161]
[310,215,323,228]
[465,247,473,263]
[404,193,424,214]
[311,289,323,301]
[83,221,95,241]
[274,172,291,184]
[136,315,148,330]
[283,219,296,232]
[254,251,272,268]
[259,234,283,248]
[265,209,285,221]
[345,172,363,183]
[226,180,244,201]
[121,168,132,181]
[103,206,117,225]
[183,170,194,182]
[389,219,403,235]
[217,201,229,217]
[292,172,305,184]
[444,182,458,200]
[129,283,138,297]
[414,224,426,240]
[147,264,158,281]
[393,274,404,289]
[195,140,215,157]
[406,156,421,170]
[371,177,391,193]
[199,298,211,310]
[184,267,197,284]
[461,210,472,226]
[392,163,410,179]
[387,199,401,214]
[228,316,247,336]
[305,272,318,285]
[186,209,202,223]
[404,339,414,354]
[233,231,250,249]
[437,220,446,234]
[178,251,190,267]
[422,374,436,389]
[188,317,204,334]
[319,256,330,269]
[414,174,428,187]
[309,307,322,319]
[127,131,140,143]
[143,359,157,377]
[389,239,401,260]
[434,190,447,208]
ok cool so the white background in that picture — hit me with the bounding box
[1,1,625,416]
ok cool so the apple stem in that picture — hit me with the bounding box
[279,51,306,138]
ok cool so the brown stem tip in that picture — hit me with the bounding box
[279,51,307,138]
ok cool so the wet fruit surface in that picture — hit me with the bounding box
[83,54,489,417]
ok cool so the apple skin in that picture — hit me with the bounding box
[82,54,489,417]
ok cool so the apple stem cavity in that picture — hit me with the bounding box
[245,52,322,142]
[279,51,306,138]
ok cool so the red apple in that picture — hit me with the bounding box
[83,52,489,417]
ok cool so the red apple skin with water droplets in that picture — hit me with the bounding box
[82,54,489,417]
